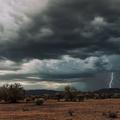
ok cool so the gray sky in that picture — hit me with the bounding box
[0,0,120,90]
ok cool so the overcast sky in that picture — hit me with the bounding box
[0,0,120,91]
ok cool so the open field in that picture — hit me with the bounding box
[0,99,120,120]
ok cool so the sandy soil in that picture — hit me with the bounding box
[0,99,120,120]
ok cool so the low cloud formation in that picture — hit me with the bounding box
[0,55,105,79]
[0,55,118,90]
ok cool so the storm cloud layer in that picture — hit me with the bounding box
[0,0,120,90]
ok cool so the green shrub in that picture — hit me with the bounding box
[64,86,78,101]
[102,111,118,119]
[108,112,118,119]
[0,83,25,103]
[35,98,45,105]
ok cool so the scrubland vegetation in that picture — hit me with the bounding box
[0,83,120,120]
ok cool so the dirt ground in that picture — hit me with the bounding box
[0,99,120,120]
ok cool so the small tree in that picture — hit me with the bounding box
[8,83,25,103]
[64,86,78,101]
[0,83,25,103]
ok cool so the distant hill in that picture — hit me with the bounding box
[25,88,120,96]
[94,88,120,94]
[25,89,60,96]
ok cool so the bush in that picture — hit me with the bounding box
[108,112,118,119]
[64,86,78,101]
[68,110,74,116]
[102,111,118,119]
[0,83,25,103]
[35,98,45,105]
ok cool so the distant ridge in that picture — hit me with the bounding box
[25,89,60,96]
[25,88,120,96]
[94,88,120,94]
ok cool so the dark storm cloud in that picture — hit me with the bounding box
[0,0,120,60]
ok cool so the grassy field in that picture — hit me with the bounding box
[0,99,120,120]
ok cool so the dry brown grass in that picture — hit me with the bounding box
[0,99,120,120]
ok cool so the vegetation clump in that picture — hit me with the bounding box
[64,86,78,101]
[102,111,118,119]
[35,98,45,105]
[108,112,118,119]
[68,110,75,116]
[0,83,25,103]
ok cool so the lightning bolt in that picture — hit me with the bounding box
[109,72,114,88]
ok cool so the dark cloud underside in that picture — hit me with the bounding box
[0,0,120,60]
